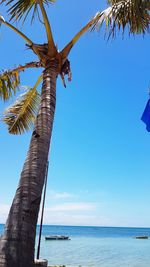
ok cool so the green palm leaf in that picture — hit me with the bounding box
[3,87,41,134]
[0,70,20,101]
[94,0,150,36]
[0,0,55,22]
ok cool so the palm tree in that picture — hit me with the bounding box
[0,1,149,267]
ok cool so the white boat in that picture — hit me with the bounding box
[45,235,70,240]
[135,236,148,239]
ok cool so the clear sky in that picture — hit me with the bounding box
[0,0,150,227]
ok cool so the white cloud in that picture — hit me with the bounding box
[0,204,10,223]
[1,201,150,228]
[39,202,102,226]
[45,202,97,212]
[48,190,75,200]
[42,213,102,226]
[41,210,112,226]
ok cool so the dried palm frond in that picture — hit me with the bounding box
[0,70,20,101]
[3,86,41,134]
[93,0,150,36]
[0,0,55,22]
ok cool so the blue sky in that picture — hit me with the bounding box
[0,0,150,227]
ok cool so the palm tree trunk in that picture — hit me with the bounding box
[0,59,58,267]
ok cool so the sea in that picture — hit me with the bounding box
[1,224,150,267]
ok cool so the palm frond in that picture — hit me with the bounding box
[0,16,33,45]
[0,69,20,101]
[93,0,150,36]
[3,87,41,134]
[0,62,42,102]
[0,0,55,22]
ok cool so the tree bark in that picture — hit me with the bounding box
[0,59,58,267]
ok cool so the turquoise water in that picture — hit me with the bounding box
[1,224,150,266]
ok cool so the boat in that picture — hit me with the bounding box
[135,236,149,239]
[45,235,70,240]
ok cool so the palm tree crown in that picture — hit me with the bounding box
[0,0,149,134]
[94,0,150,35]
[0,0,55,22]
